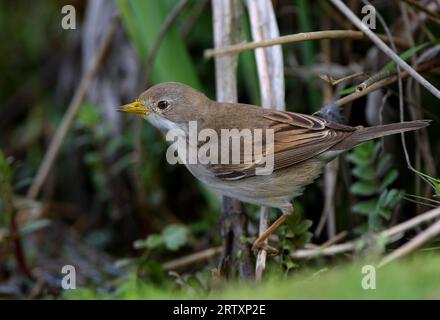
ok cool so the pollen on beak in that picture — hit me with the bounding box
[117,99,150,116]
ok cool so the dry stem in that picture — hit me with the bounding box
[204,30,410,59]
[329,0,440,99]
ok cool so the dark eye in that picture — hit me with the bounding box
[157,100,169,110]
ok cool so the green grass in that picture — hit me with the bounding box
[117,0,201,88]
[64,254,440,299]
[215,255,440,299]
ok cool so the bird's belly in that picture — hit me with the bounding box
[185,160,325,209]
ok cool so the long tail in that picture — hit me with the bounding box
[334,120,431,150]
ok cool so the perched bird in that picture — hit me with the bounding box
[118,82,429,254]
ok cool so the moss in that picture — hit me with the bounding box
[65,254,440,299]
[214,254,440,299]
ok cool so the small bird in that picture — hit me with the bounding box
[118,82,429,254]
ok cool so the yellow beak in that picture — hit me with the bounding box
[117,99,150,116]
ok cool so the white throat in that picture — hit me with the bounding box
[146,113,180,132]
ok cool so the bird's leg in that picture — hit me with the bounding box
[252,204,293,256]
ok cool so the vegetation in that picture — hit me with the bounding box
[64,254,440,299]
[0,0,439,299]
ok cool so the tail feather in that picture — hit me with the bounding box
[334,120,430,150]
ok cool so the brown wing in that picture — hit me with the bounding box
[210,111,356,180]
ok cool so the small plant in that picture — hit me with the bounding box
[133,224,189,252]
[115,224,189,269]
[76,104,115,202]
[347,141,401,233]
[279,209,313,273]
[403,169,440,206]
[112,224,190,287]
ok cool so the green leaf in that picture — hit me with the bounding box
[133,234,163,249]
[283,259,298,271]
[381,39,440,72]
[350,181,379,196]
[239,15,260,106]
[117,0,201,89]
[132,240,146,249]
[297,0,321,111]
[146,234,164,249]
[372,142,382,159]
[236,249,243,260]
[352,199,377,215]
[411,168,440,184]
[368,213,383,232]
[83,152,100,166]
[162,224,189,251]
[378,208,392,220]
[282,242,294,251]
[337,39,440,97]
[283,228,295,238]
[376,235,388,252]
[337,86,356,96]
[377,189,389,207]
[290,211,302,227]
[293,219,313,234]
[352,165,375,181]
[380,169,398,189]
[355,141,374,156]
[410,168,440,197]
[114,258,136,269]
[384,189,401,207]
[296,232,313,248]
[346,152,371,166]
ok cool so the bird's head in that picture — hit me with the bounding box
[117,82,209,131]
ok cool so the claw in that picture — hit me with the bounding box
[252,242,279,256]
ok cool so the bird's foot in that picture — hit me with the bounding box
[252,242,279,257]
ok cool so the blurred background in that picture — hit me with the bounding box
[0,0,439,299]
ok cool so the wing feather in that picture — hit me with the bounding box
[209,110,355,180]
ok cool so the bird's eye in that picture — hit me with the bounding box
[157,100,169,110]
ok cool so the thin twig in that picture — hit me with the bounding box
[379,218,440,267]
[380,206,440,239]
[163,246,223,270]
[26,18,119,199]
[246,0,285,282]
[329,0,440,99]
[320,72,367,86]
[401,195,440,208]
[320,231,348,248]
[334,57,440,107]
[356,70,393,91]
[306,231,349,261]
[204,30,410,59]
[316,159,338,238]
[291,206,440,259]
[291,242,355,259]
[401,1,427,213]
[363,0,412,168]
[413,47,439,196]
[162,207,440,268]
